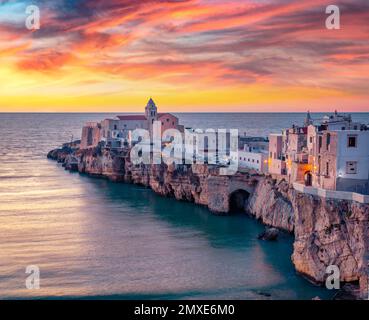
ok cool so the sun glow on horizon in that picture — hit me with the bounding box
[0,0,368,112]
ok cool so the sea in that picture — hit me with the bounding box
[1,112,368,300]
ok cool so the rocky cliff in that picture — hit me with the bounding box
[48,144,369,297]
[247,178,295,232]
[247,175,369,288]
[292,192,369,284]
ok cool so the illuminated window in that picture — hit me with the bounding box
[347,135,357,148]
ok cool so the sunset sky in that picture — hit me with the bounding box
[0,0,368,112]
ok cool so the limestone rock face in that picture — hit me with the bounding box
[292,193,369,283]
[207,175,231,213]
[47,141,80,162]
[47,146,73,163]
[249,177,369,284]
[63,155,79,171]
[247,178,294,232]
[77,148,126,181]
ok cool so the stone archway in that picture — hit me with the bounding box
[207,175,258,214]
[229,189,250,213]
[304,171,312,186]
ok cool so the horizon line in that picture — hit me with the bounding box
[1,111,369,114]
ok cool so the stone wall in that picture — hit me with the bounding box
[80,124,101,150]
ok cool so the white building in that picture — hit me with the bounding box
[311,128,369,194]
[237,144,269,173]
[268,133,286,175]
[321,111,362,131]
[169,129,233,164]
[268,110,369,194]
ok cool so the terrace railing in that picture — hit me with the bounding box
[293,182,369,204]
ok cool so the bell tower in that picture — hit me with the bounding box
[145,98,158,131]
[304,110,313,127]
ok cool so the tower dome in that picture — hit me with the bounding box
[145,98,157,118]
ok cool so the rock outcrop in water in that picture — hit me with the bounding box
[48,143,369,299]
[258,227,280,241]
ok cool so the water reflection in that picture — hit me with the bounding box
[70,174,333,300]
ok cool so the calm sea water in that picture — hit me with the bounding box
[1,112,368,300]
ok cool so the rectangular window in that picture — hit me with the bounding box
[347,135,357,148]
[326,162,329,176]
[326,133,330,150]
[318,136,322,150]
[346,161,357,174]
[318,156,321,175]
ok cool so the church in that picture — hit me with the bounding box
[81,98,182,149]
[116,98,180,134]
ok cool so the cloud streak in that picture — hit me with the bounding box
[0,0,368,111]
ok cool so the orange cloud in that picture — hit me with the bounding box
[16,50,76,72]
[0,0,368,111]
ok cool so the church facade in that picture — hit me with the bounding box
[80,98,182,149]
